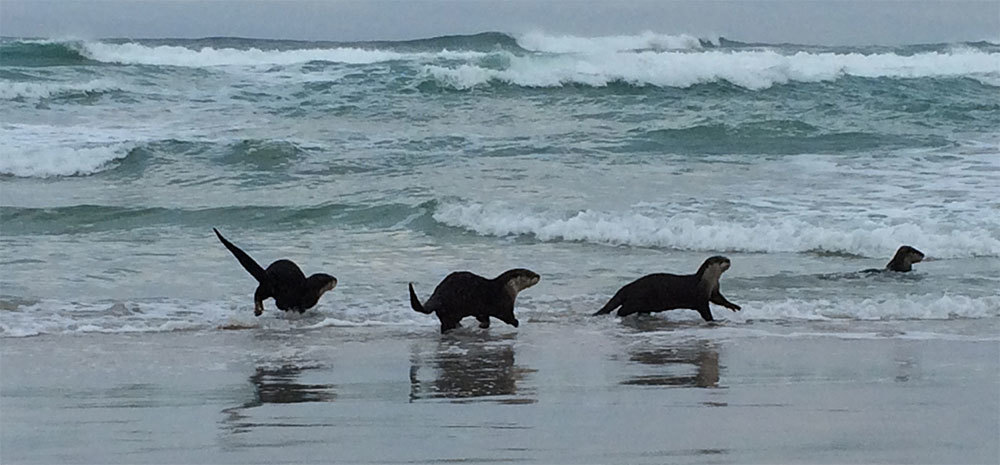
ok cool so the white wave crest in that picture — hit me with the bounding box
[0,79,126,100]
[517,31,710,53]
[1,123,148,177]
[424,49,1000,90]
[0,143,132,177]
[77,42,486,67]
[432,202,1000,258]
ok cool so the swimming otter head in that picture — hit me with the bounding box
[886,246,924,272]
[696,256,732,280]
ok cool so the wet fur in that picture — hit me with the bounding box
[885,245,925,272]
[214,228,337,316]
[593,256,740,322]
[409,269,540,333]
[862,245,925,273]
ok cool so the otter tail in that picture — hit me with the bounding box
[409,283,433,314]
[593,290,624,316]
[214,228,268,284]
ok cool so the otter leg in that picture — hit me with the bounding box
[476,315,491,329]
[617,303,640,317]
[710,290,741,312]
[440,318,460,333]
[594,290,625,316]
[696,304,715,322]
[253,285,270,317]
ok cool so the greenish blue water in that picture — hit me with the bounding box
[1,33,998,337]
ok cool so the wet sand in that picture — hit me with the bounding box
[2,323,998,464]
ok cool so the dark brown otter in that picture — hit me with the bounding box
[884,245,925,272]
[214,228,337,316]
[409,269,540,333]
[593,256,740,322]
[861,245,925,273]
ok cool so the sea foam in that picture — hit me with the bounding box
[725,294,1000,322]
[2,293,996,338]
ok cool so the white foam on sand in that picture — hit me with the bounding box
[2,292,996,339]
[0,297,437,338]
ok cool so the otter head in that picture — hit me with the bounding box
[497,268,541,295]
[696,256,732,282]
[496,268,540,327]
[886,245,924,272]
[306,273,338,296]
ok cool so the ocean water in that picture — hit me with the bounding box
[1,31,999,339]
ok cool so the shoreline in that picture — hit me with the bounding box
[3,323,997,464]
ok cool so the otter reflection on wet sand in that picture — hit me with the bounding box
[622,342,720,388]
[243,365,337,406]
[409,335,536,404]
[221,364,337,435]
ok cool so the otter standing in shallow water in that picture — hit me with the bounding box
[214,228,337,316]
[593,256,740,322]
[409,269,540,333]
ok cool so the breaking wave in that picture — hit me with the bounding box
[79,42,420,66]
[432,202,1000,258]
[0,79,128,100]
[423,48,1000,90]
[0,201,429,235]
[0,143,134,177]
[516,31,715,53]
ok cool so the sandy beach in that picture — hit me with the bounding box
[2,321,997,464]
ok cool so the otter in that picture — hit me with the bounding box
[868,245,925,272]
[593,256,740,322]
[214,228,337,316]
[409,269,540,333]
